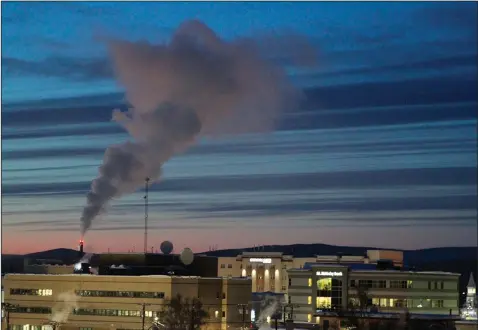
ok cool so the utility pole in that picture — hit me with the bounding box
[2,303,19,330]
[238,304,248,330]
[144,177,150,254]
[139,302,151,330]
[142,303,146,330]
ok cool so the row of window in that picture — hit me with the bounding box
[428,281,445,290]
[9,288,165,299]
[10,289,52,296]
[348,298,455,308]
[12,306,157,317]
[75,308,144,317]
[13,307,51,314]
[256,275,277,280]
[75,290,165,298]
[225,264,289,270]
[10,326,140,330]
[11,326,46,330]
[349,280,447,290]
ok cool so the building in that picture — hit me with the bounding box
[24,253,219,278]
[287,263,460,325]
[217,250,404,296]
[2,273,251,330]
[460,272,477,320]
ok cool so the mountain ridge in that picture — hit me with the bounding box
[2,243,475,262]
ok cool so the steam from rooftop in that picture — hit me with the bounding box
[80,19,310,235]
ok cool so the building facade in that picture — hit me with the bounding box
[287,263,460,323]
[217,250,404,296]
[2,274,251,330]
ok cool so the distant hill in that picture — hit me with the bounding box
[25,248,81,262]
[200,243,477,264]
[3,244,476,266]
[3,244,475,302]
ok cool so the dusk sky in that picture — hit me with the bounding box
[2,1,477,255]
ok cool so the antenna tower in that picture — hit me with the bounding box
[144,177,150,254]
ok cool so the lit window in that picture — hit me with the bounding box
[308,296,312,304]
[308,278,312,287]
[316,297,331,308]
[215,310,219,318]
[307,314,312,322]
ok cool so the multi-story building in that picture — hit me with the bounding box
[287,263,460,324]
[217,250,404,296]
[2,273,251,330]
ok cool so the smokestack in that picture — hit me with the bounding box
[78,239,84,256]
[79,19,310,234]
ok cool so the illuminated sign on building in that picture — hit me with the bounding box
[316,271,343,277]
[249,258,272,264]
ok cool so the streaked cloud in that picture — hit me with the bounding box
[1,1,477,253]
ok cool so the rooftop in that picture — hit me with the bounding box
[3,273,250,281]
[288,263,460,276]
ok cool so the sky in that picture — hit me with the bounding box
[1,1,477,255]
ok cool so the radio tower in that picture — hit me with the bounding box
[144,177,150,254]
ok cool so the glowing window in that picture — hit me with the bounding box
[316,297,331,308]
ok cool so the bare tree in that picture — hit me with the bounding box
[339,286,400,330]
[160,294,208,330]
[339,285,370,330]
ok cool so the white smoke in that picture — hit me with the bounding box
[257,296,281,330]
[74,253,93,271]
[79,253,93,264]
[50,290,79,324]
[81,19,308,235]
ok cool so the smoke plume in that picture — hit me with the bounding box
[257,295,281,330]
[81,20,307,235]
[50,290,79,323]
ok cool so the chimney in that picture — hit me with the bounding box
[79,239,84,256]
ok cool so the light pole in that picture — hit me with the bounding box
[2,303,19,330]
